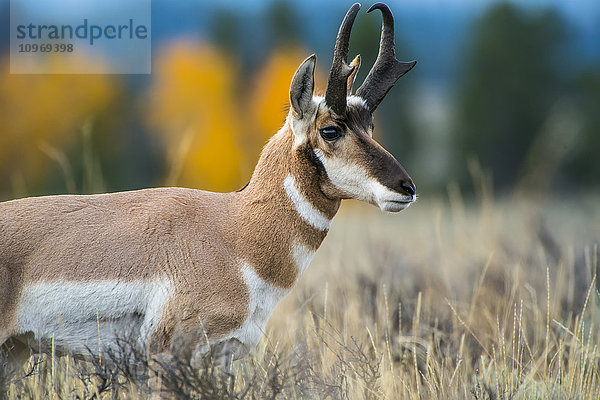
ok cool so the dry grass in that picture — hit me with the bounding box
[2,192,599,399]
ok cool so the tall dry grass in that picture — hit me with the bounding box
[2,191,599,399]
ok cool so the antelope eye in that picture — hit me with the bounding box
[320,126,341,141]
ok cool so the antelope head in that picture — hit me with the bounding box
[289,3,416,212]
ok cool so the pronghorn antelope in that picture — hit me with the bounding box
[0,2,416,367]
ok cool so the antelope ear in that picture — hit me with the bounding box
[347,55,361,95]
[290,54,316,119]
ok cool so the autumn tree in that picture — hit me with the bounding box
[147,41,244,192]
[0,58,117,199]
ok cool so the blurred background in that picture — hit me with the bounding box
[0,0,599,201]
[2,2,600,396]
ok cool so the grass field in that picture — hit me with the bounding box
[2,191,599,399]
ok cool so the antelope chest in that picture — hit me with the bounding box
[218,244,316,359]
[229,265,288,352]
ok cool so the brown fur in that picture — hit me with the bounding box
[0,116,342,352]
[0,52,413,359]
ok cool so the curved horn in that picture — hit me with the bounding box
[325,3,361,116]
[356,3,416,112]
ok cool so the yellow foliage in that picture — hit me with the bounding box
[148,44,328,192]
[147,41,243,192]
[249,47,325,142]
[0,57,116,195]
[0,43,343,197]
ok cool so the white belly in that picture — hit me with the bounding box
[16,279,171,356]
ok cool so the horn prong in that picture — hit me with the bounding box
[347,55,361,95]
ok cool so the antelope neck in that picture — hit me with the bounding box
[235,124,340,288]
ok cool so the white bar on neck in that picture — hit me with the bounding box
[283,174,331,231]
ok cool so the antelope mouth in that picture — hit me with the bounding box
[378,197,415,212]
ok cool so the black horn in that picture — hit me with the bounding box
[325,3,361,116]
[356,3,416,112]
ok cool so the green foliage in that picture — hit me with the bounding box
[564,69,600,185]
[210,7,242,56]
[454,2,567,190]
[264,0,301,49]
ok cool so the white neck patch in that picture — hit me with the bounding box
[283,174,331,231]
[292,240,316,276]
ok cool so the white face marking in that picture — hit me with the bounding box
[283,174,332,231]
[197,263,289,361]
[313,149,415,212]
[347,95,367,109]
[292,240,316,276]
[292,96,368,148]
[17,279,172,355]
[312,95,325,107]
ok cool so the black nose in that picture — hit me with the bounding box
[400,181,416,196]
